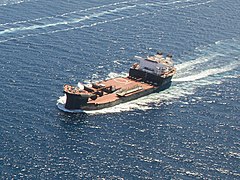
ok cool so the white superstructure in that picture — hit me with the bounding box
[135,52,174,76]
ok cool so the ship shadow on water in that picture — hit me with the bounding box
[58,110,89,124]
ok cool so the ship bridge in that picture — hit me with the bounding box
[135,52,174,76]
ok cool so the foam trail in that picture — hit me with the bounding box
[2,0,193,35]
[0,15,127,43]
[173,64,238,82]
[0,11,145,43]
[0,0,213,41]
[175,53,219,71]
[143,0,207,7]
[0,0,200,26]
[0,0,33,7]
[0,5,136,35]
[0,0,140,26]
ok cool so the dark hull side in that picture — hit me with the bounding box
[64,75,173,111]
[129,68,170,86]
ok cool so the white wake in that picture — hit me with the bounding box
[0,0,214,43]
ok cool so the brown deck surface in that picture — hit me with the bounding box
[88,77,154,104]
[64,84,91,95]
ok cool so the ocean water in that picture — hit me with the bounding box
[0,0,239,179]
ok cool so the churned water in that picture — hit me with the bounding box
[0,0,239,179]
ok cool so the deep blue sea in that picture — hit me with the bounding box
[0,0,239,179]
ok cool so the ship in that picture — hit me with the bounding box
[58,52,176,111]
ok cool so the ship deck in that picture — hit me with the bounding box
[87,77,155,105]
